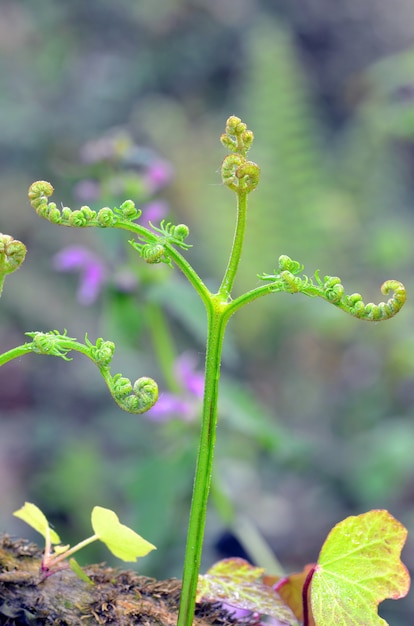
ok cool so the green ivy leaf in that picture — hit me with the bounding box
[90,506,156,562]
[311,510,410,626]
[197,558,299,625]
[13,502,61,544]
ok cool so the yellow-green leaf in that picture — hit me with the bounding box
[90,506,156,562]
[13,502,61,544]
[311,510,410,626]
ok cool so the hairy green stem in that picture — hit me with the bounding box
[224,282,285,321]
[115,220,212,309]
[177,300,228,626]
[218,191,248,299]
[0,344,33,366]
[177,182,252,624]
[0,339,91,367]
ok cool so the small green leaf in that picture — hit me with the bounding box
[52,543,70,554]
[13,502,61,544]
[69,558,94,585]
[91,506,156,562]
[311,510,410,626]
[197,558,299,625]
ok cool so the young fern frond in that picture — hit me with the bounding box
[220,117,260,195]
[0,233,27,296]
[107,374,159,414]
[0,234,27,274]
[148,220,191,250]
[28,181,142,227]
[28,181,192,271]
[128,221,192,267]
[2,331,158,415]
[259,255,406,321]
[343,280,407,321]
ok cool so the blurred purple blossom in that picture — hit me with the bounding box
[142,159,173,194]
[73,179,101,203]
[140,200,169,229]
[53,246,107,306]
[79,132,172,192]
[146,352,204,422]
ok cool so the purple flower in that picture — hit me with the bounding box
[53,246,107,306]
[140,200,169,229]
[73,179,101,203]
[143,159,173,194]
[146,352,204,423]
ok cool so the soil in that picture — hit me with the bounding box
[0,536,238,626]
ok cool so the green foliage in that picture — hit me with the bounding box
[90,506,156,562]
[13,501,61,545]
[311,510,410,626]
[13,502,156,580]
[201,511,409,626]
[259,255,406,321]
[0,330,159,414]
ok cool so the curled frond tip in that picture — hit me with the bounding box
[259,256,407,322]
[0,233,27,276]
[111,374,159,414]
[345,279,406,321]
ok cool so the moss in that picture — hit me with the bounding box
[0,536,236,626]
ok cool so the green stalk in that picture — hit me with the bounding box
[178,182,250,626]
[177,300,228,626]
[218,191,248,299]
[0,344,35,366]
[45,534,99,569]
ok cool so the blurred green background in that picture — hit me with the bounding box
[2,1,414,623]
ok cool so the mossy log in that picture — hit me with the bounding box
[0,536,235,626]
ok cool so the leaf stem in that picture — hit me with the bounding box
[302,565,316,626]
[45,534,99,570]
[223,282,285,321]
[115,220,212,309]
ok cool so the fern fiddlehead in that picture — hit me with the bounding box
[343,280,406,321]
[258,255,406,321]
[28,181,194,272]
[1,331,158,415]
[0,233,27,296]
[220,116,260,195]
[28,181,142,228]
[129,220,192,267]
[108,374,159,413]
